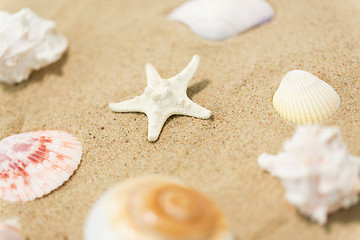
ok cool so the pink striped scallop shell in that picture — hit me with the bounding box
[0,130,82,202]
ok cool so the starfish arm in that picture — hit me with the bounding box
[108,96,146,113]
[146,63,162,87]
[170,55,200,88]
[178,99,211,119]
[146,112,171,142]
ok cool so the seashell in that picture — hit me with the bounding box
[168,0,274,41]
[0,130,82,202]
[0,218,25,240]
[84,176,234,240]
[273,70,340,124]
[258,125,360,224]
[0,8,68,84]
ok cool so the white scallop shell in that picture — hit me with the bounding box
[168,0,274,41]
[273,70,340,124]
[258,125,360,224]
[0,130,82,202]
[84,176,234,240]
[0,8,68,84]
[0,218,25,240]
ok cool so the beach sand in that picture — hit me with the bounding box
[0,0,360,239]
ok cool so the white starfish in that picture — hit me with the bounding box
[109,55,211,142]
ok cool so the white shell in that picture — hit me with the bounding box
[0,8,68,84]
[0,130,82,202]
[168,0,274,41]
[0,218,25,240]
[85,176,234,240]
[273,70,340,124]
[258,125,360,224]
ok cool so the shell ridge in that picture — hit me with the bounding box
[3,161,32,202]
[313,82,333,119]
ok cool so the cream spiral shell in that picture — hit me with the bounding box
[84,176,233,240]
[273,70,340,124]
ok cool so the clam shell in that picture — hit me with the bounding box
[168,0,274,41]
[273,70,340,124]
[85,176,233,240]
[0,130,82,202]
[0,218,25,240]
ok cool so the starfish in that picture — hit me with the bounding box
[109,55,211,142]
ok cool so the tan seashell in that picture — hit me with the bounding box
[84,176,233,240]
[273,70,340,124]
[0,218,25,240]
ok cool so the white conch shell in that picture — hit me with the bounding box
[0,8,68,84]
[258,125,360,224]
[273,70,340,124]
[85,176,234,240]
[0,218,25,240]
[168,0,274,41]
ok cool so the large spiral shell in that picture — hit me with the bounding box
[84,176,233,240]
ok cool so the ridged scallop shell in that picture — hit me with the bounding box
[273,70,340,124]
[0,218,25,240]
[258,125,360,224]
[168,0,274,41]
[85,176,233,240]
[0,130,82,202]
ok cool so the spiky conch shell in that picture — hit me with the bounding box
[0,130,82,202]
[0,8,68,84]
[273,70,340,124]
[0,218,25,240]
[168,0,274,41]
[258,125,360,224]
[84,176,234,240]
